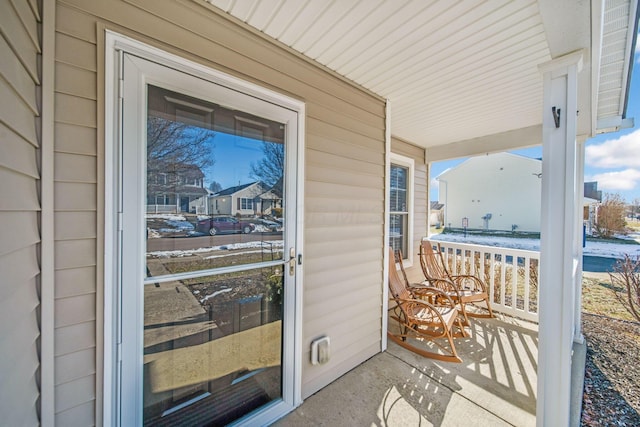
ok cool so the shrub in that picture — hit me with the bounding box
[596,193,627,238]
[609,254,640,322]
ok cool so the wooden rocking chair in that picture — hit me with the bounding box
[419,240,494,325]
[387,247,465,363]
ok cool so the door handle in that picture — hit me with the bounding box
[289,247,296,276]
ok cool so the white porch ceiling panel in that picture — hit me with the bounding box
[207,0,636,149]
[595,0,638,129]
[207,0,550,148]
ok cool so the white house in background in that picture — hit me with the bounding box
[208,182,282,217]
[146,162,209,214]
[189,189,213,215]
[583,181,603,235]
[429,201,444,228]
[437,152,542,232]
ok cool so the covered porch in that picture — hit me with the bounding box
[277,240,554,426]
[277,315,541,427]
[3,0,638,425]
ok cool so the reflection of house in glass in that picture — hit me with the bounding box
[146,162,209,214]
[583,181,603,236]
[208,182,282,217]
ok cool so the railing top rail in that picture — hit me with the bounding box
[424,238,540,258]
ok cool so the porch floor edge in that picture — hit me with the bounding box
[570,339,587,427]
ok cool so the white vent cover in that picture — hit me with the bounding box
[311,336,330,365]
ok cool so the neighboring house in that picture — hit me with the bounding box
[583,181,603,235]
[208,181,282,217]
[258,188,283,216]
[437,152,543,232]
[189,189,213,215]
[429,201,444,228]
[437,154,604,234]
[1,1,637,427]
[146,162,208,213]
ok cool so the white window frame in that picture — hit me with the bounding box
[389,153,415,267]
[240,197,254,210]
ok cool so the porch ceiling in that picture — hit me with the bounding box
[207,0,638,150]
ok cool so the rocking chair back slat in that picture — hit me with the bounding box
[389,250,412,309]
[420,241,449,281]
[419,240,495,324]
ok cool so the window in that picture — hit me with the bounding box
[389,153,414,264]
[183,176,201,187]
[156,194,170,205]
[240,198,254,210]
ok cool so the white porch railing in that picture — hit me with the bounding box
[434,240,540,323]
[146,205,179,214]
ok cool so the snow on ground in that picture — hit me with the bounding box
[160,220,194,232]
[148,240,284,258]
[204,249,281,260]
[146,214,187,221]
[253,224,279,233]
[430,232,640,259]
[199,288,233,303]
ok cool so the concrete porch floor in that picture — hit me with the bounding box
[275,315,538,426]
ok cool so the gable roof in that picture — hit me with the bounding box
[436,152,541,180]
[430,201,444,211]
[213,182,260,197]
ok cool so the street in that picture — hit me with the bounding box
[582,255,619,273]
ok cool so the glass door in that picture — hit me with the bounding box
[118,53,299,426]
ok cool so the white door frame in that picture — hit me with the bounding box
[104,31,305,427]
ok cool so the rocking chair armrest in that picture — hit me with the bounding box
[405,286,458,309]
[408,281,430,293]
[420,277,461,299]
[396,296,455,315]
[450,274,488,293]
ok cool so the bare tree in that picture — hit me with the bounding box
[609,254,640,322]
[208,181,223,193]
[595,193,627,238]
[250,141,284,188]
[147,116,215,172]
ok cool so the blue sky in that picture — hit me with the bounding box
[203,134,265,190]
[431,34,640,204]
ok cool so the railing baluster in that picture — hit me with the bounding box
[489,253,496,304]
[429,240,539,322]
[511,254,517,312]
[524,256,531,314]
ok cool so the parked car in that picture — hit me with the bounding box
[196,216,255,235]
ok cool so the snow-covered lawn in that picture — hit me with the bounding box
[430,232,640,259]
[147,240,284,258]
[146,214,188,221]
[146,214,194,237]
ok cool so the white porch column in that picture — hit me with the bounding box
[574,139,587,343]
[537,50,584,427]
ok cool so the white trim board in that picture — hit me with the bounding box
[104,30,305,427]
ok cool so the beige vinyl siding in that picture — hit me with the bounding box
[391,136,428,283]
[0,0,41,425]
[54,0,386,417]
[53,4,99,422]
